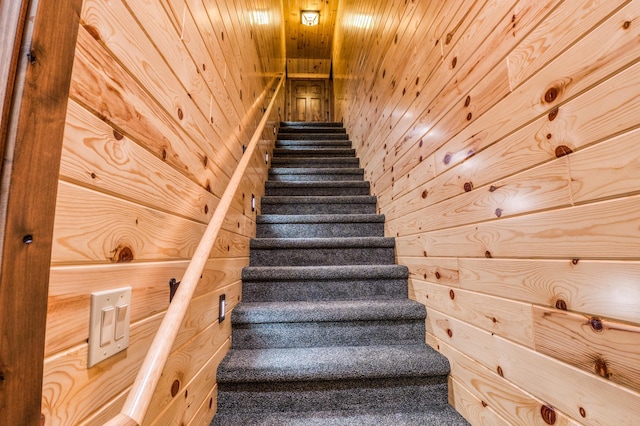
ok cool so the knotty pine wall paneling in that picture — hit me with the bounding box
[42,0,285,424]
[334,0,640,424]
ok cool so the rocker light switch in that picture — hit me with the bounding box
[115,303,128,340]
[100,307,115,347]
[88,287,132,367]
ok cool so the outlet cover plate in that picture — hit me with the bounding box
[88,287,131,367]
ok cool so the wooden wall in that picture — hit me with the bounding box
[42,0,285,424]
[333,0,640,424]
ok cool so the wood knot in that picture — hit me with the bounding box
[445,33,453,44]
[589,317,603,333]
[451,57,458,69]
[463,182,473,192]
[495,208,503,218]
[421,190,428,199]
[419,139,423,147]
[572,258,579,265]
[177,108,184,120]
[203,155,208,167]
[171,379,180,397]
[481,401,488,407]
[464,96,471,107]
[444,153,452,164]
[113,130,124,140]
[113,245,134,263]
[555,299,567,310]
[623,20,631,30]
[555,145,573,158]
[466,112,473,121]
[485,250,493,258]
[548,107,559,121]
[90,172,97,179]
[446,328,453,337]
[423,251,428,257]
[544,87,558,103]
[161,149,168,160]
[541,404,556,425]
[209,397,213,409]
[449,289,455,300]
[579,407,586,418]
[594,358,610,379]
[489,185,498,192]
[435,271,441,279]
[204,204,209,214]
[496,366,503,377]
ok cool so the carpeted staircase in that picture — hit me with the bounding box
[211,122,469,425]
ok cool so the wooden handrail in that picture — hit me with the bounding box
[104,73,285,426]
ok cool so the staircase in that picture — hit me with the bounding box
[211,122,469,425]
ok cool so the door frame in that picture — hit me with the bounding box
[0,0,83,423]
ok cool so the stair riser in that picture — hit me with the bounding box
[268,173,363,182]
[261,202,376,215]
[271,159,360,168]
[231,320,425,349]
[278,133,349,140]
[217,378,449,413]
[265,186,370,197]
[273,148,355,157]
[241,278,408,302]
[256,222,384,238]
[250,247,396,266]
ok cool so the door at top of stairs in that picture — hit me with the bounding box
[288,79,331,122]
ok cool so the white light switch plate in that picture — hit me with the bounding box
[88,287,131,367]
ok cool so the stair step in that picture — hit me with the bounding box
[268,167,364,182]
[217,344,450,383]
[273,147,355,157]
[265,181,370,196]
[249,237,396,266]
[230,300,425,349]
[278,133,350,140]
[241,265,409,302]
[211,406,470,425]
[260,195,377,215]
[256,214,384,238]
[278,127,346,134]
[271,157,360,168]
[281,121,344,128]
[276,140,352,148]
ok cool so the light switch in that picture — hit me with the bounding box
[88,287,132,367]
[100,307,115,347]
[115,303,128,340]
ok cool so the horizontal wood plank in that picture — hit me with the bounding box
[533,306,640,393]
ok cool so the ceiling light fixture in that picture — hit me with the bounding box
[301,10,319,26]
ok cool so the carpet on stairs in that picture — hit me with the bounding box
[211,121,469,426]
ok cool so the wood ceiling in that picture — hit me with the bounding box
[282,0,339,78]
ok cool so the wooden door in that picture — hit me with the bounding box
[291,80,325,122]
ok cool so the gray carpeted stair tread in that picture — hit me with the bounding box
[217,344,450,383]
[265,181,370,196]
[273,147,355,157]
[276,140,352,148]
[242,264,408,281]
[281,121,344,127]
[211,406,470,425]
[278,127,346,134]
[256,214,384,225]
[256,214,385,238]
[250,236,395,249]
[261,195,377,215]
[278,133,350,140]
[269,167,363,175]
[231,299,425,324]
[271,157,360,168]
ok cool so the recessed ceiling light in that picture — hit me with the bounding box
[301,10,319,26]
